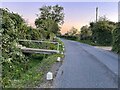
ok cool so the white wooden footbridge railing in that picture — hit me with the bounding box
[18,39,60,54]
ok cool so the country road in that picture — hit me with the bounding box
[53,39,118,88]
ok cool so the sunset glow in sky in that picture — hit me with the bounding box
[2,2,118,34]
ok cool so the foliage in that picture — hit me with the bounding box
[36,5,64,25]
[7,53,63,88]
[62,17,117,47]
[61,35,78,41]
[66,27,78,36]
[90,17,116,45]
[80,25,92,40]
[112,22,120,54]
[1,8,29,87]
[35,5,64,35]
[61,27,79,40]
[1,6,65,88]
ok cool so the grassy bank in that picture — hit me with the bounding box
[77,40,110,46]
[8,53,63,88]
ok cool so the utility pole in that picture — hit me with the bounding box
[118,1,120,22]
[96,7,98,22]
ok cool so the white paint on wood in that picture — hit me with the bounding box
[19,39,58,44]
[18,39,60,54]
[21,47,59,54]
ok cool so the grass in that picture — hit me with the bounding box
[62,37,111,46]
[77,40,99,46]
[78,39,112,46]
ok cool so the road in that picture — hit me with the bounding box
[53,39,118,88]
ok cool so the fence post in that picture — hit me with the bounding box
[57,42,59,53]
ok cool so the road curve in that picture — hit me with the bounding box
[53,39,118,88]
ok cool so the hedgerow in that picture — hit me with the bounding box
[1,7,63,87]
[1,8,29,87]
[112,22,120,54]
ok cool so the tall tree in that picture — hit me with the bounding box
[67,27,78,36]
[35,5,64,35]
[52,5,64,25]
[80,25,92,40]
[90,17,115,45]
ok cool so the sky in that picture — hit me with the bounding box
[1,2,118,34]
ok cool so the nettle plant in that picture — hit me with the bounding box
[1,8,29,87]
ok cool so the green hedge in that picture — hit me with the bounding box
[90,21,115,46]
[112,23,120,54]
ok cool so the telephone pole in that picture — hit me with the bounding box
[118,1,120,22]
[96,7,98,22]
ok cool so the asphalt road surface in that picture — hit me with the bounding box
[53,39,118,88]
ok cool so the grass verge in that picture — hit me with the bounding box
[62,37,111,46]
[7,53,63,88]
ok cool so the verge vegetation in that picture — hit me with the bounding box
[1,4,64,88]
[61,17,120,54]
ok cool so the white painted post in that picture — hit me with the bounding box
[57,57,61,62]
[18,45,22,48]
[63,48,65,51]
[61,52,64,54]
[46,72,53,80]
[57,42,59,53]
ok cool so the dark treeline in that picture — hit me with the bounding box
[61,17,120,54]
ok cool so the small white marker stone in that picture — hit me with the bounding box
[57,57,61,62]
[61,52,64,54]
[46,72,53,80]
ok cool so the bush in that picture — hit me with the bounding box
[90,19,115,46]
[60,35,78,41]
[112,22,120,54]
[1,8,29,87]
